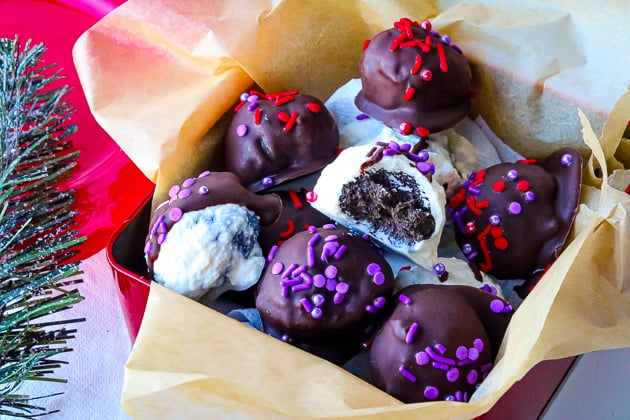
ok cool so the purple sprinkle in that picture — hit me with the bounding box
[373,296,386,308]
[333,292,345,304]
[324,235,338,242]
[452,43,463,54]
[236,124,248,137]
[321,242,339,261]
[481,363,494,374]
[267,245,278,262]
[424,386,439,400]
[405,322,419,344]
[417,150,429,162]
[323,223,336,230]
[432,362,450,371]
[466,251,479,260]
[247,94,258,103]
[281,278,302,288]
[561,153,574,167]
[373,272,385,286]
[507,169,519,180]
[178,189,191,199]
[325,265,338,279]
[356,113,370,120]
[458,359,475,367]
[157,222,167,234]
[157,233,166,245]
[425,347,456,366]
[311,294,325,307]
[440,34,451,45]
[182,178,195,188]
[293,265,307,277]
[416,162,433,174]
[468,347,480,361]
[388,140,400,150]
[467,369,479,385]
[524,190,536,203]
[169,207,183,222]
[462,243,473,255]
[447,368,460,383]
[503,304,514,314]
[407,153,423,163]
[399,294,412,305]
[432,263,446,276]
[383,148,397,156]
[143,241,152,254]
[198,170,211,178]
[435,343,447,355]
[474,339,485,352]
[400,143,412,152]
[399,366,416,383]
[168,185,180,198]
[415,351,430,366]
[307,225,317,234]
[490,299,506,313]
[239,92,249,102]
[292,283,311,292]
[365,304,378,313]
[508,201,522,215]
[300,298,313,313]
[453,207,467,234]
[456,346,468,361]
[150,216,163,235]
[361,233,370,240]
[198,185,209,195]
[489,214,502,226]
[262,177,274,188]
[455,390,464,402]
[326,278,338,292]
[307,246,315,267]
[281,286,288,298]
[333,245,347,259]
[335,281,349,293]
[282,263,298,279]
[271,262,284,275]
[366,263,381,276]
[311,307,323,319]
[429,30,440,37]
[444,395,455,401]
[300,272,313,285]
[468,186,481,195]
[313,274,326,288]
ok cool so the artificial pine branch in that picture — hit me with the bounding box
[0,37,86,418]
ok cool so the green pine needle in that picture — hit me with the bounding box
[0,37,86,417]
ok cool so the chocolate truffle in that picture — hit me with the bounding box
[355,18,472,136]
[256,224,395,364]
[224,89,340,192]
[144,171,282,301]
[370,284,513,403]
[311,141,446,269]
[258,188,332,257]
[448,148,582,283]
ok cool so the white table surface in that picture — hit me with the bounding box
[11,248,630,420]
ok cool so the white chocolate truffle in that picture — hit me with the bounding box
[153,203,264,301]
[311,143,445,269]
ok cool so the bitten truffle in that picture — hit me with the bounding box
[144,171,282,301]
[370,284,513,403]
[256,224,395,365]
[224,89,340,192]
[448,148,582,285]
[355,18,472,136]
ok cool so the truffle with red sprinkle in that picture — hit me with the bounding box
[448,147,582,291]
[225,89,339,192]
[256,224,395,365]
[355,18,472,135]
[370,284,512,403]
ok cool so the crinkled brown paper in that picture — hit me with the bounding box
[73,1,630,418]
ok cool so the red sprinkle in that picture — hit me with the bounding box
[249,89,266,98]
[234,101,245,112]
[254,107,262,125]
[424,35,433,48]
[399,265,412,271]
[493,181,505,192]
[411,55,423,75]
[466,196,482,216]
[284,111,298,132]
[390,37,401,51]
[362,39,370,51]
[625,184,630,194]
[517,159,538,165]
[306,102,321,113]
[490,226,503,239]
[399,121,412,135]
[494,237,509,250]
[277,111,290,122]
[448,188,467,209]
[477,225,494,272]
[279,220,295,239]
[288,189,303,209]
[274,95,294,107]
[437,42,449,72]
[421,20,432,31]
[421,69,432,81]
[305,190,318,203]
[416,126,430,137]
[517,180,530,192]
[404,86,416,101]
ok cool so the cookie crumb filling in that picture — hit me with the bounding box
[339,168,435,245]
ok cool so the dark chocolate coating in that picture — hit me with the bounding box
[224,91,340,192]
[144,171,281,276]
[449,148,582,280]
[355,19,472,134]
[258,189,332,257]
[369,284,513,403]
[256,225,395,365]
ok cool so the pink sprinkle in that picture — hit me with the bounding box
[143,241,152,254]
[198,170,211,178]
[178,189,191,199]
[169,207,183,222]
[405,322,419,344]
[182,178,195,188]
[168,185,180,198]
[236,124,248,137]
[271,262,284,275]
[157,233,166,245]
[398,366,416,383]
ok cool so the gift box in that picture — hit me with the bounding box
[76,0,630,418]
